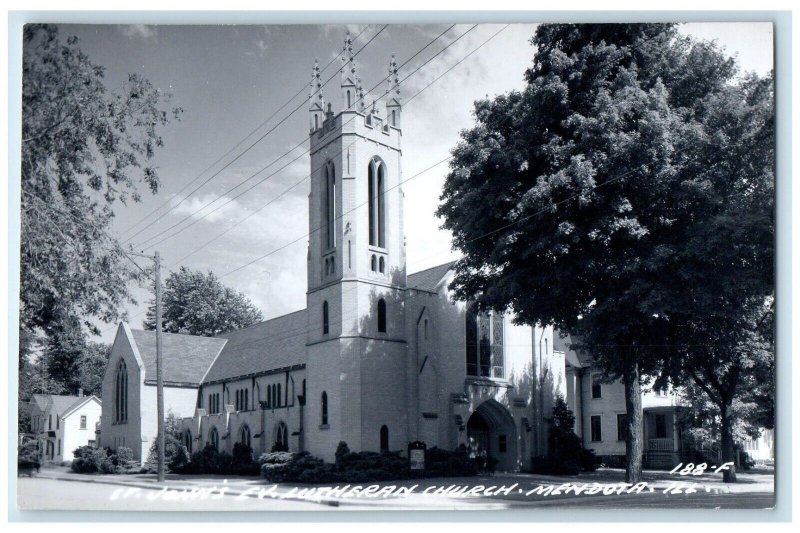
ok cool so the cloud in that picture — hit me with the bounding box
[119,24,157,41]
[171,193,243,223]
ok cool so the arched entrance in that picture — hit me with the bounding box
[466,399,518,471]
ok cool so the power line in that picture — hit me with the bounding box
[134,24,472,252]
[117,26,373,240]
[122,25,389,246]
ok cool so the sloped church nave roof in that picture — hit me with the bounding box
[124,261,456,386]
[202,309,307,384]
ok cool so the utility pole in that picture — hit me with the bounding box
[154,250,165,483]
[122,249,165,483]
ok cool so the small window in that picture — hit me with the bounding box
[380,425,389,453]
[590,415,602,442]
[379,256,385,273]
[591,375,602,399]
[377,298,386,333]
[80,415,87,430]
[617,414,628,441]
[323,301,329,335]
[321,391,328,425]
[371,254,377,272]
[49,415,52,430]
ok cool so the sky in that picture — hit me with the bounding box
[50,22,773,344]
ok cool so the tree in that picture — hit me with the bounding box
[143,267,263,336]
[437,24,773,483]
[21,24,181,383]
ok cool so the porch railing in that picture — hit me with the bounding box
[648,438,674,451]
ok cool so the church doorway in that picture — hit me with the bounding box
[466,399,518,471]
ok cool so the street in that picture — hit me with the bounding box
[16,466,775,512]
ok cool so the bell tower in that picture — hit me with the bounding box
[304,36,408,461]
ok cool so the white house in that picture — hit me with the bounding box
[27,393,102,462]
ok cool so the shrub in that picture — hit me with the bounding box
[184,444,233,475]
[230,442,260,475]
[101,446,141,474]
[334,441,350,467]
[260,442,479,484]
[144,434,190,474]
[425,446,478,477]
[530,397,596,475]
[18,440,41,475]
[71,445,107,473]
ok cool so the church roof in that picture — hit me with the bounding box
[202,309,307,384]
[407,260,457,293]
[129,329,227,386]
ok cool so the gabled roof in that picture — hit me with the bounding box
[31,394,84,416]
[407,261,457,293]
[129,329,227,386]
[202,309,307,384]
[29,394,51,412]
[61,395,101,419]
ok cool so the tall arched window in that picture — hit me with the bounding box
[274,422,288,451]
[209,427,219,450]
[323,301,329,335]
[347,90,352,108]
[115,360,128,423]
[377,298,387,333]
[184,430,192,454]
[379,256,385,273]
[368,159,386,247]
[321,391,328,425]
[380,425,389,453]
[277,383,282,407]
[324,161,336,249]
[240,425,251,449]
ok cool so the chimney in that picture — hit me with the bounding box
[78,388,83,397]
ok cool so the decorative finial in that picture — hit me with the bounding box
[389,54,400,97]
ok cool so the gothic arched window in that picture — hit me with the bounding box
[368,159,386,247]
[115,360,128,423]
[324,161,336,250]
[184,430,193,454]
[275,422,289,451]
[323,301,329,335]
[371,254,377,272]
[379,256,385,273]
[240,424,251,449]
[277,383,282,407]
[209,427,219,450]
[377,298,387,333]
[321,391,328,425]
[380,425,389,453]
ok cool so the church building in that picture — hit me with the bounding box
[100,39,567,472]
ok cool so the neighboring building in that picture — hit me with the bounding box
[563,343,685,469]
[100,42,566,470]
[26,393,102,463]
